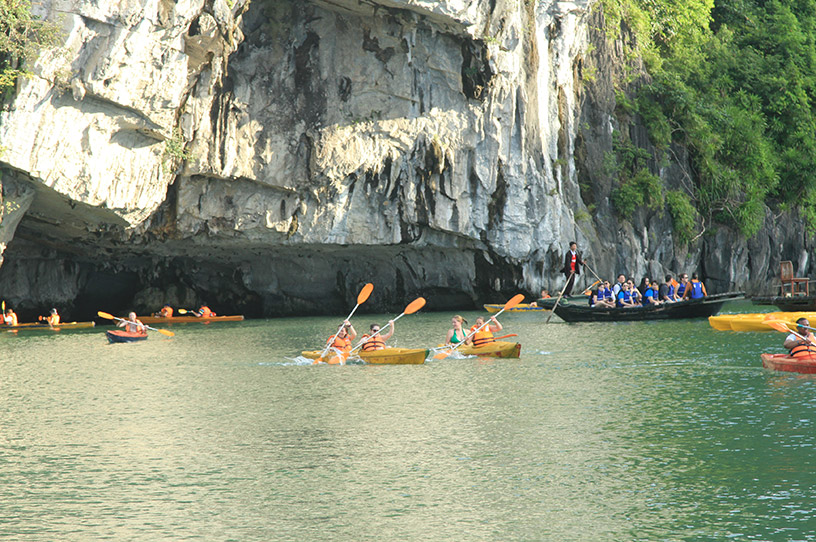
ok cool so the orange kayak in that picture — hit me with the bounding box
[761,353,816,374]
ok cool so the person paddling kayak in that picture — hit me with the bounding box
[469,316,502,347]
[38,308,60,326]
[445,315,468,345]
[316,321,357,364]
[784,318,816,359]
[117,312,147,335]
[196,304,216,318]
[3,308,18,326]
[360,322,394,351]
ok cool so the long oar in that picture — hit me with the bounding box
[319,283,374,359]
[434,293,524,360]
[351,297,426,354]
[97,311,175,337]
[546,272,574,324]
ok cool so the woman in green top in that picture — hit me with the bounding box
[445,315,468,345]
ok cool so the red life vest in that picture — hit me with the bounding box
[361,334,385,351]
[570,252,577,272]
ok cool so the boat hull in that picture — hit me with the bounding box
[761,353,816,374]
[483,304,548,314]
[553,292,744,322]
[301,348,426,365]
[139,315,244,324]
[3,321,96,331]
[441,341,522,358]
[752,295,816,312]
[106,330,148,343]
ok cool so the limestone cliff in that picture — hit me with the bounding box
[0,0,809,319]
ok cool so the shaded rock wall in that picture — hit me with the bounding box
[0,0,810,319]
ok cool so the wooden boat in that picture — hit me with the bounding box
[106,330,148,343]
[531,295,588,309]
[138,315,244,324]
[761,353,816,374]
[752,295,816,312]
[552,292,744,322]
[301,348,427,365]
[484,303,548,314]
[3,321,96,331]
[439,341,522,358]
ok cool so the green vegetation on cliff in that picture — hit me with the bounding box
[603,0,816,237]
[0,0,59,93]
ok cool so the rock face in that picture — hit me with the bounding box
[0,0,811,319]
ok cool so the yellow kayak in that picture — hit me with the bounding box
[301,348,427,365]
[437,341,521,358]
[3,321,96,331]
[709,312,816,332]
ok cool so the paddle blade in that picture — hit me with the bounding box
[433,349,451,360]
[404,297,426,315]
[1,300,4,311]
[503,294,525,311]
[156,328,175,337]
[357,283,374,304]
[765,319,793,333]
[177,309,188,314]
[98,311,115,320]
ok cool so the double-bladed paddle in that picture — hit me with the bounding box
[97,311,175,337]
[318,283,374,361]
[350,296,426,354]
[433,293,524,360]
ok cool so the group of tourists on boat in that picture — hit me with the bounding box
[588,272,707,309]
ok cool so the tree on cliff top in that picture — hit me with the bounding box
[0,0,59,94]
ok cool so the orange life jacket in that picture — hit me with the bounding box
[48,314,60,325]
[790,343,816,359]
[199,307,215,318]
[4,312,17,326]
[125,320,146,334]
[470,325,495,347]
[159,306,173,317]
[361,333,385,351]
[327,335,352,352]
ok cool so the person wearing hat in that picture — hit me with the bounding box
[38,308,60,326]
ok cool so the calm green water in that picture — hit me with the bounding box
[2,301,815,541]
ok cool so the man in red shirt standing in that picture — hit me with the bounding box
[560,241,585,296]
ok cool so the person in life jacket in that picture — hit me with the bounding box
[38,308,60,326]
[658,274,679,303]
[156,304,174,318]
[468,316,502,347]
[590,282,615,308]
[326,321,357,352]
[445,315,468,345]
[642,278,662,306]
[196,304,216,318]
[616,282,638,308]
[361,321,394,351]
[682,273,708,300]
[676,274,689,299]
[784,318,816,359]
[3,308,18,326]
[118,312,146,335]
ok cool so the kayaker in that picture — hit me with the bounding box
[445,315,468,345]
[196,304,216,318]
[469,316,502,347]
[529,290,550,307]
[784,318,816,359]
[155,304,174,318]
[682,273,707,300]
[3,308,18,326]
[38,308,60,326]
[118,312,147,335]
[360,321,394,351]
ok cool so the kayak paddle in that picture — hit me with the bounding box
[434,293,524,360]
[318,283,374,361]
[97,311,175,337]
[350,297,426,354]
